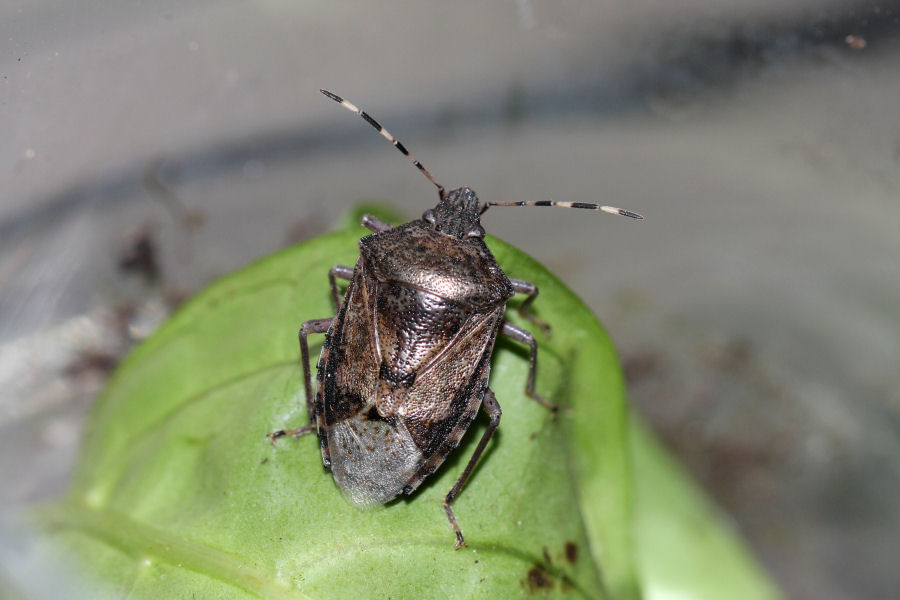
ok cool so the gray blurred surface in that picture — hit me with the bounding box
[2,1,899,598]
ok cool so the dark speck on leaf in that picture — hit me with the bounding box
[564,541,578,564]
[524,565,553,592]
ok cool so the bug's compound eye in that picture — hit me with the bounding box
[466,226,485,239]
[422,209,436,224]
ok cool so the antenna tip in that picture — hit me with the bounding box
[601,206,644,219]
[320,89,341,102]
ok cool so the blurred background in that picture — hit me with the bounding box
[1,1,898,598]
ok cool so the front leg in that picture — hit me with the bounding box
[327,214,390,307]
[509,278,551,337]
[322,216,391,309]
[501,321,556,413]
[268,317,332,442]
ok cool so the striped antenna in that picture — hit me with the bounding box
[482,200,643,219]
[320,89,445,197]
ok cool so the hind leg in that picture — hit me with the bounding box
[442,389,502,549]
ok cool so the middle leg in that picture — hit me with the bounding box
[501,321,556,412]
[509,278,551,337]
[267,317,333,442]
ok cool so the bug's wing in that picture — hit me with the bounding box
[400,306,506,494]
[326,262,379,421]
[326,409,425,507]
[323,266,427,507]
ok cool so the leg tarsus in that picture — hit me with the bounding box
[442,498,468,549]
[267,424,315,444]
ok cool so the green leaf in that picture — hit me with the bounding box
[36,219,637,599]
[34,211,780,599]
[630,419,783,600]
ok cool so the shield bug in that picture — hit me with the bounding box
[270,89,642,548]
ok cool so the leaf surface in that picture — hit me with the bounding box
[37,212,780,600]
[40,220,635,599]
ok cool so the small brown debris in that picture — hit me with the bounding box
[564,541,578,564]
[65,349,120,377]
[117,227,159,283]
[525,565,553,592]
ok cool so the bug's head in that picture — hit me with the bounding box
[422,187,486,240]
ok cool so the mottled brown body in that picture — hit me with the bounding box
[315,215,513,506]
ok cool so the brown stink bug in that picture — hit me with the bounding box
[270,89,642,548]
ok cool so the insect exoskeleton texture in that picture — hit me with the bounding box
[269,89,642,549]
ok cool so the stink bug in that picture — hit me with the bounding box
[270,89,642,548]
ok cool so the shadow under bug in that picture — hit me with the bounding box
[269,89,642,548]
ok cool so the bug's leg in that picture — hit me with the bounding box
[361,214,393,233]
[509,278,551,337]
[443,389,502,549]
[501,321,557,413]
[328,265,354,312]
[299,318,334,421]
[268,317,333,442]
